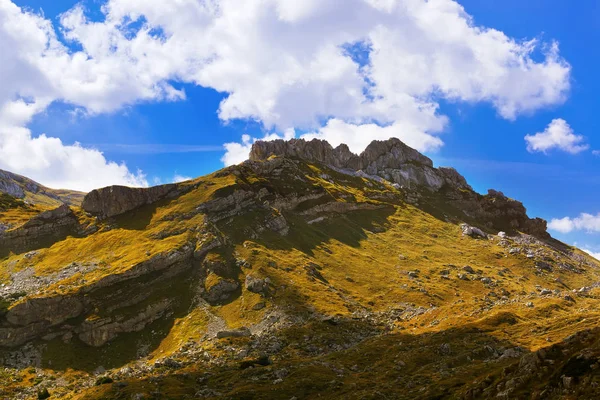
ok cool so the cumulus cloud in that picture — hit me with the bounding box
[0,0,572,185]
[0,1,148,191]
[525,119,588,154]
[220,118,446,166]
[222,130,296,166]
[548,213,600,234]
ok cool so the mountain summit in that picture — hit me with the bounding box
[1,138,599,399]
[250,138,548,238]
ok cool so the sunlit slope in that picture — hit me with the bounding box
[1,156,599,400]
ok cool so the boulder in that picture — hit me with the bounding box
[245,275,271,295]
[461,224,487,238]
[216,327,251,339]
[203,274,240,304]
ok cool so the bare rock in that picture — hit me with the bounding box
[203,274,240,304]
[461,224,487,238]
[245,275,271,295]
[82,184,179,218]
[216,327,251,339]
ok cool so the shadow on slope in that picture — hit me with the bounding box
[35,262,205,373]
[218,206,397,258]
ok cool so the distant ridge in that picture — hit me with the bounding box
[0,169,85,207]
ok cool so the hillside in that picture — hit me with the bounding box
[1,138,600,400]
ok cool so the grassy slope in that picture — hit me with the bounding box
[1,159,600,399]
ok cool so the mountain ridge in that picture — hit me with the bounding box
[0,137,599,399]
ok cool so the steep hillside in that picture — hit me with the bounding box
[0,169,85,208]
[1,138,599,400]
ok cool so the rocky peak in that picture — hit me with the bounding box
[249,137,548,237]
[249,137,432,171]
[250,137,458,191]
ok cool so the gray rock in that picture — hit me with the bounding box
[461,224,487,238]
[462,265,475,274]
[82,184,180,218]
[216,327,251,339]
[249,138,466,192]
[439,343,451,355]
[204,275,240,304]
[245,275,271,295]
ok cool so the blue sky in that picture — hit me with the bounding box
[2,0,599,253]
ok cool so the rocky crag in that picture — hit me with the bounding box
[250,138,548,237]
[0,137,598,400]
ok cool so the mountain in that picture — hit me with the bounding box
[1,138,600,400]
[0,169,85,207]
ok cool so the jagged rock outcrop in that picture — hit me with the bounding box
[82,184,179,218]
[0,204,79,257]
[249,138,547,237]
[450,189,549,238]
[249,138,469,192]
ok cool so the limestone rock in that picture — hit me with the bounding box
[249,138,548,238]
[216,327,251,339]
[203,273,240,304]
[249,138,451,191]
[245,275,271,295]
[78,299,172,347]
[461,223,487,238]
[82,184,179,218]
[0,204,78,257]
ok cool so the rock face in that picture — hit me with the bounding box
[0,170,25,198]
[249,138,455,191]
[249,138,548,237]
[0,204,79,257]
[82,184,179,218]
[0,243,196,347]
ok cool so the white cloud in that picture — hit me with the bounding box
[0,0,572,184]
[548,213,600,234]
[525,119,588,154]
[593,150,600,156]
[222,130,296,166]
[173,174,192,183]
[302,119,444,154]
[0,127,147,191]
[583,248,600,261]
[0,1,148,191]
